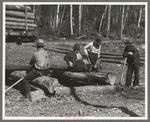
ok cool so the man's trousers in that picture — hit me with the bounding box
[22,69,48,101]
[125,64,140,87]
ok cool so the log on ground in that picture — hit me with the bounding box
[101,58,145,66]
[50,70,116,86]
[8,71,61,94]
[54,47,145,57]
[55,85,118,96]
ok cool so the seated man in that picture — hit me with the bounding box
[21,39,52,102]
[84,36,102,72]
[64,43,91,72]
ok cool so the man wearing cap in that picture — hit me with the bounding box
[64,43,83,70]
[21,39,50,102]
[84,36,102,72]
[123,39,140,89]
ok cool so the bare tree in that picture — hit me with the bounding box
[107,5,111,38]
[56,5,60,30]
[123,5,129,30]
[70,5,73,35]
[58,5,66,35]
[121,5,124,38]
[138,5,142,28]
[79,4,82,32]
[99,5,108,33]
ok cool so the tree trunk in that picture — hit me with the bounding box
[138,5,142,28]
[59,71,116,85]
[9,71,61,94]
[58,5,66,35]
[121,5,125,39]
[56,5,60,30]
[79,5,82,32]
[123,5,129,31]
[107,5,111,38]
[99,5,108,33]
[70,5,73,35]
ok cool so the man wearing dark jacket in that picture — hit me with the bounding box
[64,43,83,71]
[123,39,140,89]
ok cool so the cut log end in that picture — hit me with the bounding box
[30,89,46,101]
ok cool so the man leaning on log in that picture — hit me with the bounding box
[64,43,92,72]
[20,39,55,102]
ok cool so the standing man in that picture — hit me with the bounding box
[84,36,102,72]
[123,39,140,89]
[21,39,50,102]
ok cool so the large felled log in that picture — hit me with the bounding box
[6,21,36,27]
[7,68,116,85]
[6,25,35,30]
[6,5,32,12]
[8,71,118,97]
[9,71,61,94]
[55,85,117,96]
[6,11,35,20]
[6,17,34,23]
[57,71,116,85]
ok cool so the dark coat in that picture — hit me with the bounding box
[123,45,140,65]
[64,51,78,65]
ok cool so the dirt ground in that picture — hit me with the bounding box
[4,39,146,119]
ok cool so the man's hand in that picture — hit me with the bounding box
[69,62,73,67]
[128,52,133,55]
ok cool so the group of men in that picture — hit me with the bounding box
[21,36,141,102]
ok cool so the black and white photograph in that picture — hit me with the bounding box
[3,2,147,120]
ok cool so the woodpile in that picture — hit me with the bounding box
[6,5,36,31]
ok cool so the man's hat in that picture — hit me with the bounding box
[36,39,44,47]
[73,43,80,50]
[95,36,102,45]
[125,39,132,45]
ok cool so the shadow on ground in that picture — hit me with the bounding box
[69,87,141,117]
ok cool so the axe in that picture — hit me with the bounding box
[119,57,127,85]
[5,77,24,93]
